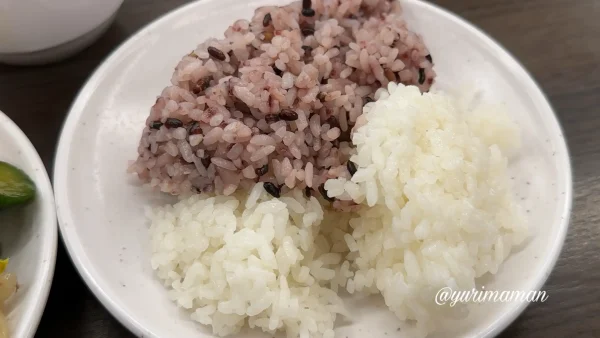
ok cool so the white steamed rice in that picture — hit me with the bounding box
[147,186,353,337]
[325,83,527,334]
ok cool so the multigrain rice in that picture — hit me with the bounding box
[129,0,435,196]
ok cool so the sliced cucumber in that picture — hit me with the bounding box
[0,161,36,209]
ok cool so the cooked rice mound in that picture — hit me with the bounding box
[148,185,353,338]
[129,0,435,197]
[325,83,527,335]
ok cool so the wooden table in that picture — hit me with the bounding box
[1,0,598,337]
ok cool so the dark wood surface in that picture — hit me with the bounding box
[1,0,598,337]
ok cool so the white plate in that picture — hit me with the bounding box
[53,0,572,337]
[0,110,57,338]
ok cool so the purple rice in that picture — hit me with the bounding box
[128,0,436,197]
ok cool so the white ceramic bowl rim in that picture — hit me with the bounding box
[0,111,57,338]
[0,0,124,54]
[53,1,573,337]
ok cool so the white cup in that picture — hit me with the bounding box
[0,0,124,65]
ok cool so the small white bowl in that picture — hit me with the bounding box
[0,0,124,65]
[0,111,57,337]
[54,0,572,337]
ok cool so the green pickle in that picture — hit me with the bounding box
[0,259,7,274]
[0,161,36,209]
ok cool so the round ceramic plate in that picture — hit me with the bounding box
[54,0,572,337]
[0,110,57,338]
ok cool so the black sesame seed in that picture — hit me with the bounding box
[208,46,226,61]
[302,8,316,17]
[273,65,283,76]
[263,13,272,27]
[301,26,315,36]
[165,118,183,129]
[425,54,433,63]
[347,161,357,176]
[188,122,202,135]
[264,182,281,198]
[320,77,328,85]
[418,68,426,84]
[318,184,334,202]
[150,121,163,129]
[279,109,299,121]
[304,186,312,198]
[255,164,269,177]
[265,114,280,124]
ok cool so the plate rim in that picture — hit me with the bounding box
[53,0,573,337]
[0,110,58,338]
